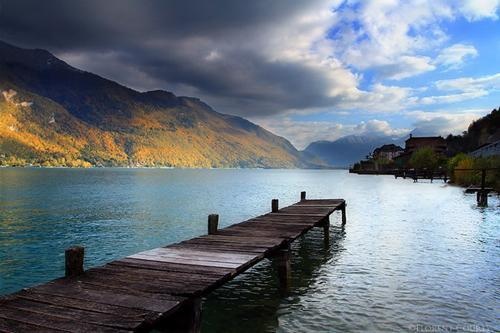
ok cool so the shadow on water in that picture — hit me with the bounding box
[201,221,346,333]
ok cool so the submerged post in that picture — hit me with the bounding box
[159,298,202,333]
[275,246,291,293]
[300,191,306,201]
[322,217,330,245]
[477,169,488,207]
[208,214,219,235]
[341,203,347,227]
[65,246,84,277]
[272,199,279,213]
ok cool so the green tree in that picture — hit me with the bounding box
[409,147,438,170]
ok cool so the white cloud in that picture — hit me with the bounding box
[256,117,410,149]
[435,73,500,91]
[459,0,500,21]
[377,56,436,80]
[340,83,414,112]
[435,43,478,69]
[408,109,490,135]
[405,73,500,106]
[329,1,497,81]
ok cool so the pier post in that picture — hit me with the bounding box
[321,217,330,245]
[477,191,488,206]
[341,203,347,227]
[159,298,202,333]
[274,246,291,293]
[477,169,488,207]
[272,199,279,213]
[208,214,219,235]
[300,191,306,201]
[65,246,84,277]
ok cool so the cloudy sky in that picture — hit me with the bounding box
[1,0,499,148]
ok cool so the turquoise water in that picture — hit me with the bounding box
[0,168,498,332]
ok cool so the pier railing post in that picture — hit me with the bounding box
[208,214,219,235]
[272,199,279,213]
[65,246,84,277]
[300,191,306,201]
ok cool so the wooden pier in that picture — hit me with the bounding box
[0,192,346,332]
[394,169,448,183]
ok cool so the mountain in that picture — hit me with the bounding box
[0,40,312,168]
[304,135,404,167]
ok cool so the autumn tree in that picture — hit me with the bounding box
[409,147,438,170]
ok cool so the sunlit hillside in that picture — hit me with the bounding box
[0,41,313,168]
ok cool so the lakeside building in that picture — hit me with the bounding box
[470,140,500,157]
[351,135,449,172]
[372,144,404,161]
[392,135,448,167]
[404,135,447,155]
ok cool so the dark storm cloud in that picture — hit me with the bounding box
[0,0,348,116]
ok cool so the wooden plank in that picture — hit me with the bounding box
[128,253,242,268]
[269,212,328,217]
[75,276,202,297]
[168,244,268,256]
[0,317,67,333]
[196,234,285,247]
[1,298,144,331]
[111,258,235,276]
[179,238,283,252]
[90,266,223,286]
[31,280,183,313]
[15,290,154,319]
[299,199,344,205]
[99,264,226,283]
[0,307,128,333]
[141,248,258,263]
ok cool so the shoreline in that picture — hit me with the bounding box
[0,165,349,171]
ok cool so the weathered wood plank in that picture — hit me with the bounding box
[141,248,258,263]
[31,280,183,313]
[0,317,67,333]
[1,298,144,331]
[111,258,235,276]
[128,253,243,268]
[15,290,154,319]
[0,306,129,333]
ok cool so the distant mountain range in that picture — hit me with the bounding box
[304,135,405,167]
[0,40,320,168]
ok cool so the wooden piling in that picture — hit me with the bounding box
[272,199,279,213]
[341,203,347,226]
[208,214,219,235]
[301,191,306,201]
[322,217,330,245]
[65,246,84,277]
[274,247,291,292]
[159,298,202,333]
[477,169,488,206]
[478,191,488,206]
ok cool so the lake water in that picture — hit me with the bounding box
[0,168,498,332]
